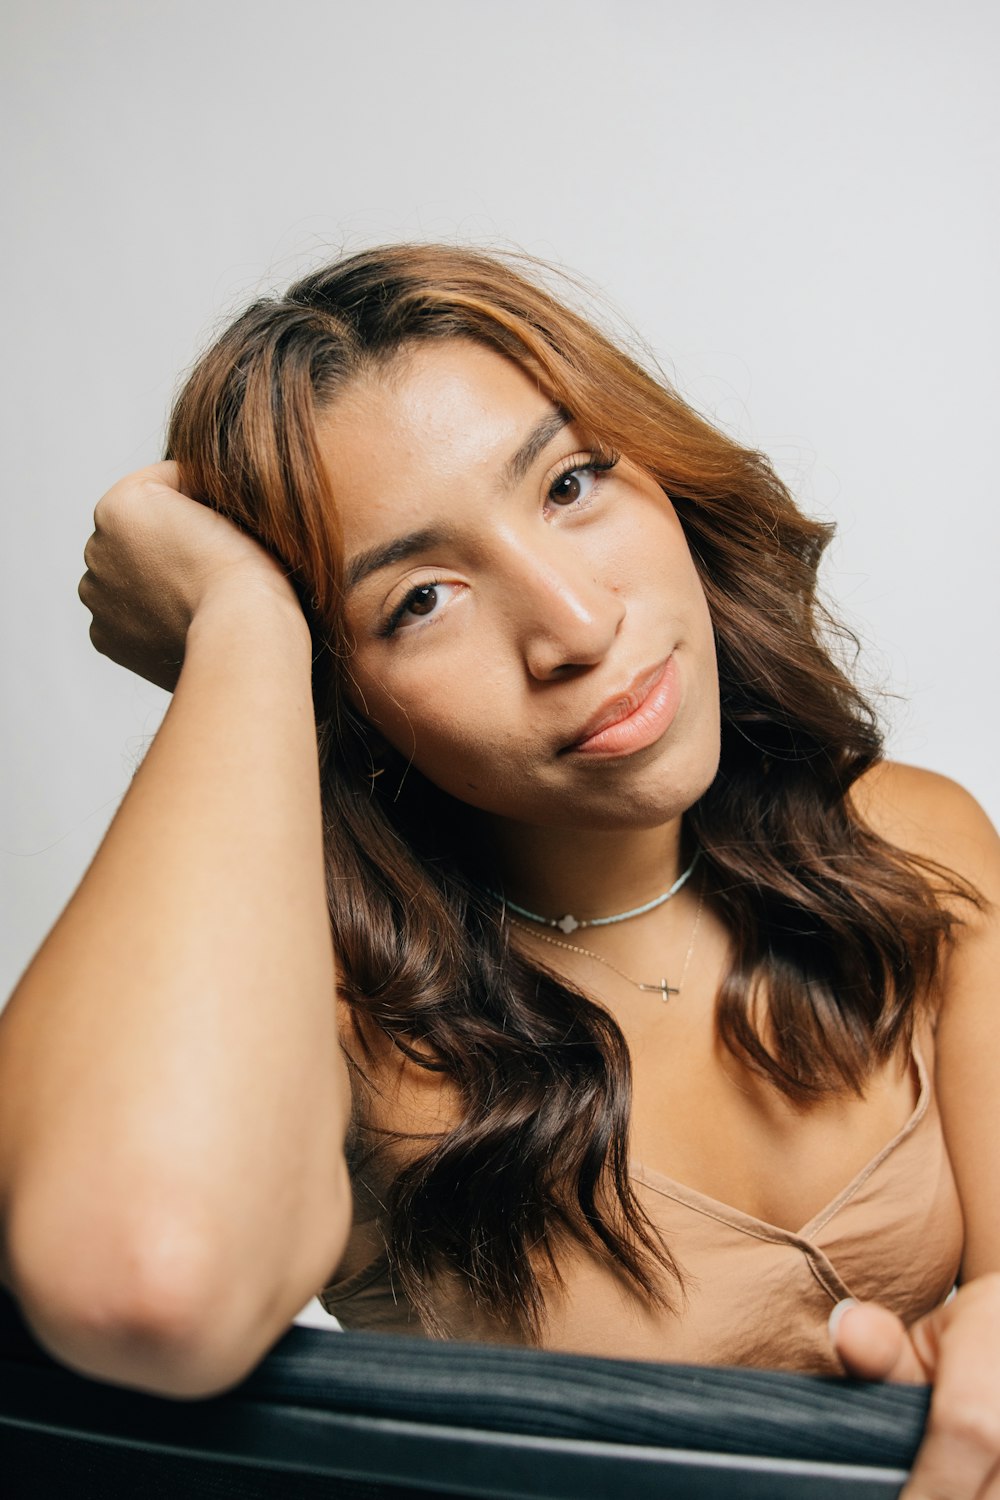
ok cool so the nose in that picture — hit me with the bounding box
[507,542,625,680]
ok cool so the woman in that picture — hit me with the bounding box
[1,245,998,1496]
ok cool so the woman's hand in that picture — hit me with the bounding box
[832,1276,1000,1497]
[79,461,300,691]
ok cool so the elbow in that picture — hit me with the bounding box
[5,1159,353,1401]
[8,1207,261,1398]
[8,1205,338,1399]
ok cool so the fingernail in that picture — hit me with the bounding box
[828,1297,858,1341]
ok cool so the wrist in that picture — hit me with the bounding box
[187,579,314,664]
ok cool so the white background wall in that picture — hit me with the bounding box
[2,0,998,1000]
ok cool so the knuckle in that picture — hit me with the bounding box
[96,463,166,528]
[95,480,135,528]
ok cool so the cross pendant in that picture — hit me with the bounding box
[638,978,679,1002]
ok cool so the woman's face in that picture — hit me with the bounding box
[322,338,721,832]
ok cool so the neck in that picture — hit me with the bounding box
[480,815,687,923]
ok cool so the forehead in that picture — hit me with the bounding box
[317,339,554,548]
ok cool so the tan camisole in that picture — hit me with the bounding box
[319,1038,963,1375]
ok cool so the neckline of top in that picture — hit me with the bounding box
[630,1041,931,1244]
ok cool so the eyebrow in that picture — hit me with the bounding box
[499,407,571,493]
[344,406,573,592]
[345,525,451,592]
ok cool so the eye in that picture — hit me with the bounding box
[549,466,597,506]
[381,579,459,636]
[546,453,618,510]
[402,583,439,618]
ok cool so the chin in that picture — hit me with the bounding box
[577,702,723,830]
[583,764,720,831]
[527,723,723,833]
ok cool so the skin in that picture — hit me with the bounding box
[1,338,999,1494]
[0,482,352,1396]
[325,339,721,903]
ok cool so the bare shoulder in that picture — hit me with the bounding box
[860,771,1000,1279]
[850,760,1000,901]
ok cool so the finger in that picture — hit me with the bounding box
[901,1295,1000,1498]
[901,1423,1000,1499]
[831,1299,930,1383]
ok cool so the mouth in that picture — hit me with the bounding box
[560,656,680,757]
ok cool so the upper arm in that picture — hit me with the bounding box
[854,761,1000,1281]
[933,786,1000,1281]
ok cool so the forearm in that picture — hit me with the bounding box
[0,586,351,1392]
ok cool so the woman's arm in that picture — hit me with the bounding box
[837,764,1000,1498]
[0,467,352,1399]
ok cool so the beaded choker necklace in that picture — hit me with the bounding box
[488,849,700,934]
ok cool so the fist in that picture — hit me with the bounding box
[79,462,299,691]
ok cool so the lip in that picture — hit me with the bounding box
[561,656,679,756]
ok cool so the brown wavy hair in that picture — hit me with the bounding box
[166,243,974,1339]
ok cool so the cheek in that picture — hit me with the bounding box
[377,675,532,807]
[608,490,691,581]
[410,705,517,778]
[350,657,504,772]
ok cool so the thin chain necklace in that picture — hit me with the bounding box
[489,849,700,934]
[511,885,706,1002]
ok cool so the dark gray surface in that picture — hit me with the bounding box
[1,1294,921,1498]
